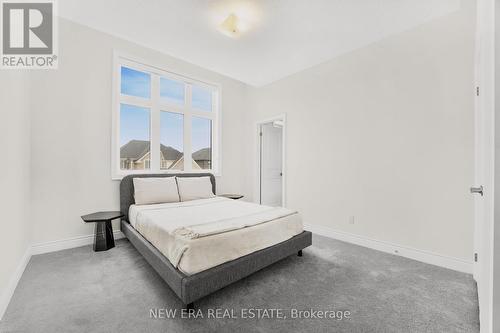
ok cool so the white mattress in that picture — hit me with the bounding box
[128,197,303,275]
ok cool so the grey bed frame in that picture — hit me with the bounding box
[120,173,312,308]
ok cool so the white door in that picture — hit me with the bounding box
[472,0,495,331]
[472,12,485,283]
[260,122,283,206]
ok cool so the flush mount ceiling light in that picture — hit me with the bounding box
[219,13,240,37]
[211,1,261,38]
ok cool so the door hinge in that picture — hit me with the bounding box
[476,86,480,96]
[259,132,262,137]
[474,253,478,262]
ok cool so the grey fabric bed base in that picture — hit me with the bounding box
[121,220,312,305]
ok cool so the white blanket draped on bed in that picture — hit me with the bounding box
[129,197,299,269]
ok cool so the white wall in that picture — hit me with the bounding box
[247,0,475,262]
[0,71,32,317]
[29,18,251,244]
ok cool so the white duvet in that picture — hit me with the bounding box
[129,197,303,275]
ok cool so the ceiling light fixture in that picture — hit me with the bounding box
[219,13,240,37]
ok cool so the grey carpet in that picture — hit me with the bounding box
[0,235,479,333]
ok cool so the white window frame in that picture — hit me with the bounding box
[111,52,221,180]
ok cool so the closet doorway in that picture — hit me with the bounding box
[257,115,286,207]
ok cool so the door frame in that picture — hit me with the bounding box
[255,114,287,207]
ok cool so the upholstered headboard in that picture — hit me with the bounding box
[119,173,216,221]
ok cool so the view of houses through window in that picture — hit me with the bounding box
[116,59,217,175]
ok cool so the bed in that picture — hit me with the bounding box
[120,173,312,308]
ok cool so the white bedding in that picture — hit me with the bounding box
[129,197,303,275]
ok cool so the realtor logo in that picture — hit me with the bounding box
[1,0,57,68]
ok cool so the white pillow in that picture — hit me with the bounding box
[133,177,180,205]
[176,176,215,202]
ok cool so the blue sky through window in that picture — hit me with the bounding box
[121,105,210,154]
[120,104,150,146]
[192,117,211,152]
[120,67,212,154]
[121,67,151,98]
[192,85,212,111]
[160,112,183,151]
[161,77,184,104]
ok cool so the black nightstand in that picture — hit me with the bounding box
[81,211,124,252]
[219,194,244,200]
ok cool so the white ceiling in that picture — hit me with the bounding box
[59,0,460,86]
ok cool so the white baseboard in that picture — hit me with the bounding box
[0,247,31,320]
[31,230,125,255]
[305,224,473,274]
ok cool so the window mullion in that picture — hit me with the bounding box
[150,74,161,172]
[158,103,186,115]
[191,110,215,119]
[184,84,193,172]
[120,94,152,108]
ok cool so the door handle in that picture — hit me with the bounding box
[470,185,484,196]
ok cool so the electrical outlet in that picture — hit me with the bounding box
[349,216,355,225]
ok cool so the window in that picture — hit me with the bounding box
[192,85,212,112]
[192,117,212,170]
[160,77,184,105]
[121,67,151,99]
[119,104,151,171]
[160,111,184,170]
[112,56,219,178]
